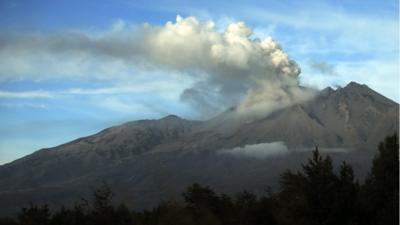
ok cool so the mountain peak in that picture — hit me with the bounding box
[0,80,398,216]
[323,86,334,91]
[321,86,334,94]
[331,81,397,105]
[344,81,368,89]
[161,114,182,121]
[336,81,374,96]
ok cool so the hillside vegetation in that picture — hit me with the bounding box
[0,134,398,225]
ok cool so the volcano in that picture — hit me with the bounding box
[0,82,398,215]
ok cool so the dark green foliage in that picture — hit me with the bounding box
[50,206,85,225]
[89,182,117,225]
[143,201,195,225]
[17,204,51,225]
[182,183,220,224]
[1,134,398,225]
[330,162,360,225]
[279,149,362,225]
[360,133,399,225]
[114,204,135,225]
[279,148,338,225]
[234,191,278,225]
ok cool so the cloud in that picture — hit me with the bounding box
[308,60,337,76]
[300,58,399,102]
[0,81,185,99]
[0,15,314,118]
[98,96,153,114]
[0,90,53,98]
[0,102,47,109]
[218,142,289,159]
[241,4,398,53]
[60,80,185,97]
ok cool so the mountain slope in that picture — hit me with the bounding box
[154,82,398,152]
[0,115,199,192]
[229,82,398,149]
[0,82,398,215]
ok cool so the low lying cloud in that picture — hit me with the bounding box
[0,15,315,118]
[218,142,289,159]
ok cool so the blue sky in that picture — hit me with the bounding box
[0,0,398,164]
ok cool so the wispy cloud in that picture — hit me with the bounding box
[0,102,47,109]
[308,60,337,76]
[300,58,399,102]
[242,4,398,50]
[0,80,186,101]
[59,80,186,97]
[0,90,53,98]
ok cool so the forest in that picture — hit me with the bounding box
[0,133,398,225]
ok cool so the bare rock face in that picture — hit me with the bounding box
[156,82,398,152]
[0,82,398,215]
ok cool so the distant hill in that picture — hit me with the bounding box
[0,82,398,215]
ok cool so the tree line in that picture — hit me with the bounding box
[0,134,398,225]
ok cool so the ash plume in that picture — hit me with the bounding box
[0,15,315,118]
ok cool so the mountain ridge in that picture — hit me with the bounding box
[6,82,397,165]
[0,81,398,215]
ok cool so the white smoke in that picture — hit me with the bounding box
[0,15,315,117]
[218,142,289,159]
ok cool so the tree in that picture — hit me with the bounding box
[92,182,114,212]
[17,204,51,225]
[361,133,399,225]
[114,204,134,225]
[182,183,221,225]
[234,191,257,225]
[182,183,218,213]
[216,194,235,225]
[279,147,340,225]
[329,162,360,225]
[2,134,397,225]
[89,182,116,225]
[50,206,86,225]
[144,201,195,225]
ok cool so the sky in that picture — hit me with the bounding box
[0,0,398,164]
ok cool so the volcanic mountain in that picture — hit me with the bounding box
[0,82,398,215]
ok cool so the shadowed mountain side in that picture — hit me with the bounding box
[149,82,398,153]
[0,82,398,215]
[0,150,375,215]
[224,82,398,149]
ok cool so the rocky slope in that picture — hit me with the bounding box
[0,82,398,215]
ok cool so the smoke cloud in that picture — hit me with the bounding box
[0,16,314,117]
[218,142,289,159]
[308,60,337,76]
